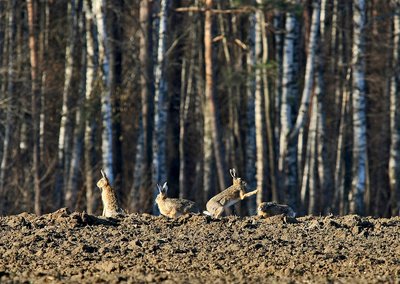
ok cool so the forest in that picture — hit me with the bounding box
[0,0,398,217]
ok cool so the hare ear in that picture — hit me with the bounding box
[100,169,107,179]
[157,184,162,193]
[230,168,237,178]
[163,182,168,192]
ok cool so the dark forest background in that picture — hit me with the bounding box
[0,0,399,217]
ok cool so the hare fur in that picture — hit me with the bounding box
[155,182,199,218]
[96,169,124,218]
[257,202,296,218]
[205,168,258,218]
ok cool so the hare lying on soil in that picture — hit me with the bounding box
[155,182,199,218]
[257,202,296,218]
[96,169,125,218]
[204,168,258,218]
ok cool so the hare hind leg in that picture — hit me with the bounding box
[206,200,225,218]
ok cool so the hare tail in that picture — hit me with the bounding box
[203,210,212,216]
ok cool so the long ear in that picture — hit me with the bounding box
[230,168,236,178]
[157,184,162,193]
[100,169,107,179]
[163,182,168,192]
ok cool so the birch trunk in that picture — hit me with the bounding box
[94,0,114,184]
[289,0,321,141]
[153,0,169,214]
[83,0,98,214]
[349,0,367,215]
[0,0,16,215]
[278,6,299,207]
[55,0,78,209]
[389,0,400,216]
[27,0,41,215]
[254,6,266,207]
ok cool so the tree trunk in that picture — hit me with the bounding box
[83,0,99,215]
[153,0,169,214]
[27,0,41,215]
[389,0,400,216]
[66,5,86,210]
[55,0,78,209]
[134,0,154,213]
[94,0,114,184]
[204,0,228,193]
[349,0,367,215]
[0,0,16,215]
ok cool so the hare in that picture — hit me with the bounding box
[204,168,258,218]
[96,169,125,218]
[155,182,199,218]
[257,202,296,218]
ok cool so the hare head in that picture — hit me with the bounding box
[97,169,109,189]
[156,182,168,200]
[230,168,247,188]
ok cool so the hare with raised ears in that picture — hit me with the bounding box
[155,182,199,218]
[96,169,125,218]
[257,202,296,218]
[204,168,258,218]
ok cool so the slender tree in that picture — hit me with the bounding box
[349,0,367,215]
[27,0,42,215]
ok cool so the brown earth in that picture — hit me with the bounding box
[0,208,399,283]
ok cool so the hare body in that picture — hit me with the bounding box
[96,170,124,218]
[257,202,296,218]
[156,182,199,218]
[205,169,258,218]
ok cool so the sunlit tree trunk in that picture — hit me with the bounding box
[0,0,16,215]
[349,0,367,215]
[55,0,78,209]
[204,0,228,194]
[94,0,114,183]
[27,0,41,215]
[254,6,266,207]
[279,4,300,208]
[389,0,400,216]
[83,0,98,214]
[153,0,169,214]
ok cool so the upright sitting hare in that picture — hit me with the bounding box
[205,168,258,218]
[155,182,199,218]
[96,169,125,218]
[257,202,296,218]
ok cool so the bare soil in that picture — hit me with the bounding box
[0,208,399,283]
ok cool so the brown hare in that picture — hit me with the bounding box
[155,182,199,218]
[257,202,296,218]
[204,168,258,218]
[96,169,125,218]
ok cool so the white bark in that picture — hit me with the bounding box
[349,0,367,215]
[55,0,78,207]
[83,0,98,214]
[94,0,114,184]
[152,0,169,214]
[389,0,400,216]
[0,0,16,215]
[289,0,321,141]
[254,6,265,207]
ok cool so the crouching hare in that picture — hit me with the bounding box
[155,182,199,218]
[96,169,125,218]
[204,168,258,218]
[257,202,296,218]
